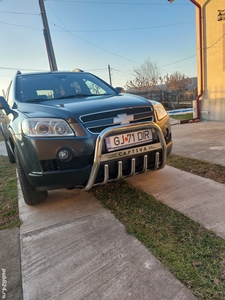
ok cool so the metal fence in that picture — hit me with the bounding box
[127,89,196,110]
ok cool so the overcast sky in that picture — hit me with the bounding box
[0,0,197,95]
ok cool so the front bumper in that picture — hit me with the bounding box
[82,121,168,191]
[27,121,170,191]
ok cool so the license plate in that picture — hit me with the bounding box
[105,129,153,152]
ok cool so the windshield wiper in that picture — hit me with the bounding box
[26,93,114,102]
[54,94,105,100]
[55,93,115,100]
[26,98,49,103]
[55,94,90,100]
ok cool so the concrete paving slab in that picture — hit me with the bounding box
[0,228,23,300]
[126,165,225,239]
[171,121,225,167]
[0,140,7,156]
[18,185,196,300]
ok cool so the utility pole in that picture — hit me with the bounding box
[108,65,112,86]
[38,0,58,71]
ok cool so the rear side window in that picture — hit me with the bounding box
[83,79,107,95]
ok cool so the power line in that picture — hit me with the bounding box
[45,3,194,66]
[0,54,197,75]
[66,21,194,33]
[0,66,46,71]
[86,68,107,71]
[206,33,225,50]
[0,10,39,15]
[48,20,141,64]
[159,55,196,68]
[0,2,197,76]
[45,1,93,63]
[45,2,140,65]
[0,14,194,33]
[0,21,41,31]
[112,68,133,77]
[46,0,190,5]
[0,19,193,32]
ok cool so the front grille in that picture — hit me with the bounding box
[89,117,153,133]
[80,107,154,134]
[80,107,152,122]
[40,155,93,172]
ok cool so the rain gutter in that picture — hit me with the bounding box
[190,0,203,120]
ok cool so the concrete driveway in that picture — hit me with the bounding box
[18,181,195,300]
[1,120,225,299]
[0,139,6,156]
[171,120,225,167]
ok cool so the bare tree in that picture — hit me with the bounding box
[125,57,161,91]
[125,59,192,109]
[164,72,192,106]
[164,72,191,92]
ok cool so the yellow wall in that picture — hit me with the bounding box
[195,0,225,120]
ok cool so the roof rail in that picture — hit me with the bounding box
[72,68,84,72]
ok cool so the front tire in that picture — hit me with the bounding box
[15,149,48,205]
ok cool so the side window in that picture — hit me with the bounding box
[83,79,106,95]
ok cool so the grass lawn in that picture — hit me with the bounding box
[169,113,193,120]
[0,155,20,230]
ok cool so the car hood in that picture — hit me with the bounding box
[17,93,154,123]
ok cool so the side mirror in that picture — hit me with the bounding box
[0,96,11,115]
[115,87,125,93]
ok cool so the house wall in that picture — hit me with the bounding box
[195,0,225,121]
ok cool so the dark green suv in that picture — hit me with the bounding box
[0,70,172,205]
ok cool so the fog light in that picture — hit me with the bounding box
[57,148,74,162]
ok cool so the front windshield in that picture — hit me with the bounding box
[16,72,116,103]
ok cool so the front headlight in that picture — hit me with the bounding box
[153,103,168,121]
[22,118,75,137]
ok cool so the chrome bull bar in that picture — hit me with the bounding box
[82,122,167,191]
